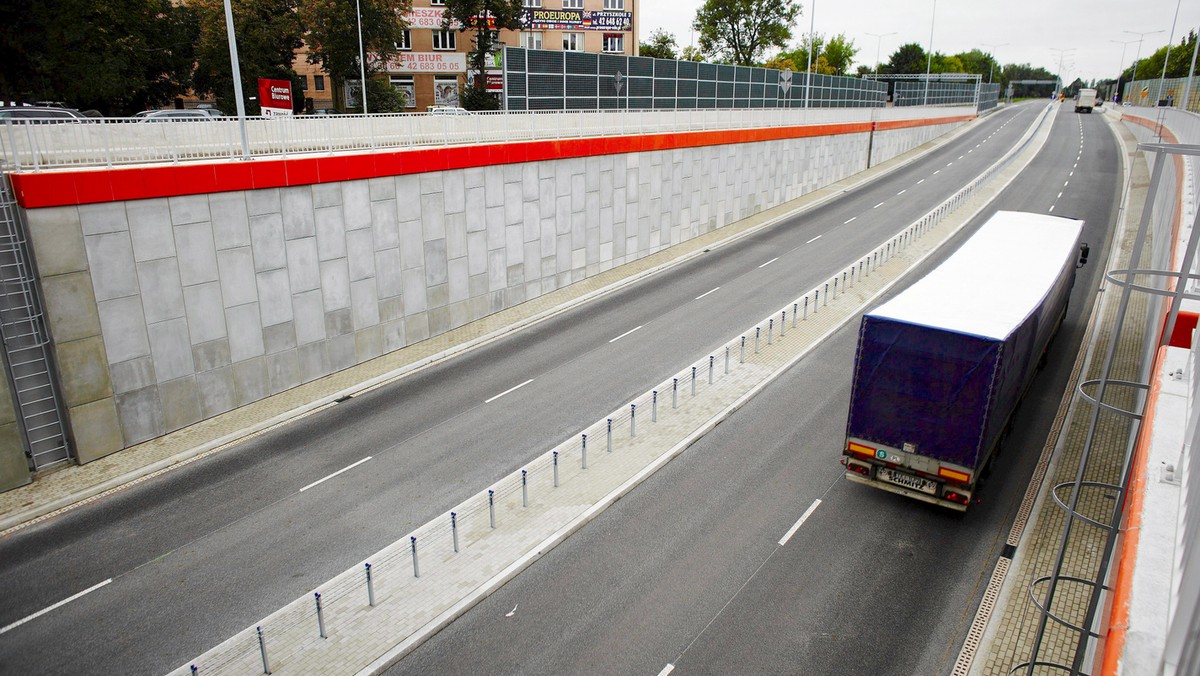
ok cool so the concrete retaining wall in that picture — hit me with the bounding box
[3,116,967,480]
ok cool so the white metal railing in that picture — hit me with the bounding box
[0,106,977,173]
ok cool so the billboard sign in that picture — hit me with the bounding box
[381,52,468,73]
[257,78,293,116]
[522,8,631,30]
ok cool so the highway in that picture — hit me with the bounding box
[388,103,1122,674]
[0,101,1068,674]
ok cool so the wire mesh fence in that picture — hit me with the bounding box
[172,102,1053,676]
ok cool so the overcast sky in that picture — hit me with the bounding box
[638,0,1200,84]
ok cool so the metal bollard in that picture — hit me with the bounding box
[191,666,197,676]
[755,327,760,353]
[652,391,658,422]
[793,302,798,327]
[607,418,613,451]
[709,355,714,383]
[691,366,697,396]
[850,267,855,287]
[804,297,808,320]
[411,536,419,578]
[842,271,847,290]
[833,277,838,299]
[451,512,459,552]
[823,283,828,305]
[257,626,271,675]
[631,404,636,437]
[740,336,745,363]
[780,311,786,336]
[582,434,588,469]
[489,489,495,528]
[365,563,375,607]
[725,346,730,374]
[553,451,559,487]
[672,378,678,408]
[315,593,326,639]
[522,470,528,507]
[768,318,773,344]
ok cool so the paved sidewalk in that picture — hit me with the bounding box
[168,106,1056,675]
[0,113,994,536]
[966,109,1157,674]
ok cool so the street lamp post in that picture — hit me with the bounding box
[356,0,369,115]
[865,31,897,74]
[1110,38,1139,102]
[1050,47,1075,98]
[804,0,816,109]
[981,42,1008,84]
[221,0,250,159]
[923,0,936,106]
[1124,29,1166,92]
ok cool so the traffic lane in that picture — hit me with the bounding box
[0,105,1045,668]
[388,319,857,676]
[0,102,1036,629]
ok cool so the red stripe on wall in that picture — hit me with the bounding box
[8,115,971,209]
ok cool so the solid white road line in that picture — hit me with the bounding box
[695,287,720,300]
[779,499,822,546]
[607,326,643,344]
[758,257,778,268]
[300,456,373,492]
[0,579,112,635]
[658,665,675,676]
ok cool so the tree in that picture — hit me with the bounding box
[640,29,678,60]
[763,54,799,72]
[883,43,927,74]
[0,0,198,114]
[192,0,304,115]
[1134,31,1197,80]
[822,33,858,76]
[442,0,523,110]
[693,0,801,67]
[680,45,707,62]
[1003,63,1056,98]
[780,34,823,73]
[300,0,411,112]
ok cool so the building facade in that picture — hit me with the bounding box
[291,0,638,113]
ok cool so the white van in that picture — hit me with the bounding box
[1075,88,1097,113]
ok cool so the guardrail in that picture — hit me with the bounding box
[0,106,976,172]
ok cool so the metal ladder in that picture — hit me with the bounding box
[0,172,71,471]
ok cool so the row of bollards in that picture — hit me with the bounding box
[219,224,947,676]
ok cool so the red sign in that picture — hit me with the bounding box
[257,78,293,116]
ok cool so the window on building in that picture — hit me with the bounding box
[523,0,541,7]
[562,0,582,7]
[562,32,583,51]
[521,31,543,50]
[603,0,624,8]
[432,30,456,50]
[397,29,411,50]
[299,76,309,91]
[430,0,445,5]
[390,75,416,108]
[602,34,624,53]
[315,75,326,91]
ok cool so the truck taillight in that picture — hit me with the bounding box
[943,490,970,506]
[939,467,971,483]
[847,462,871,477]
[847,442,875,459]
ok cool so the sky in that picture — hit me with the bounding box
[637,0,1200,84]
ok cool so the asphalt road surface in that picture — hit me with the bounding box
[387,104,1122,675]
[0,102,1071,674]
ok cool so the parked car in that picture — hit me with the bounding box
[0,105,89,123]
[194,104,224,117]
[136,109,212,122]
[428,106,471,115]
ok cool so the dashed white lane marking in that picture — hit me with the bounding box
[695,287,720,300]
[897,189,907,195]
[957,155,964,160]
[658,665,676,676]
[779,499,823,546]
[947,162,954,167]
[0,579,113,635]
[1049,205,1055,212]
[1064,181,1069,187]
[934,169,941,175]
[809,235,825,244]
[917,178,925,184]
[607,326,643,344]
[1069,171,1074,177]
[842,217,855,225]
[1057,191,1063,199]
[873,202,885,209]
[300,456,373,492]
[758,257,778,269]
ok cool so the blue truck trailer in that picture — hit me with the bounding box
[841,211,1088,511]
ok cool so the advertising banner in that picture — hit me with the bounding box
[257,78,293,116]
[522,8,631,30]
[382,52,468,73]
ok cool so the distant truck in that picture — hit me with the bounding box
[1075,88,1097,113]
[841,211,1089,510]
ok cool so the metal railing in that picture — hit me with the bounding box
[0,105,977,173]
[172,102,1055,676]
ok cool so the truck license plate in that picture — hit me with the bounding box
[876,467,938,495]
